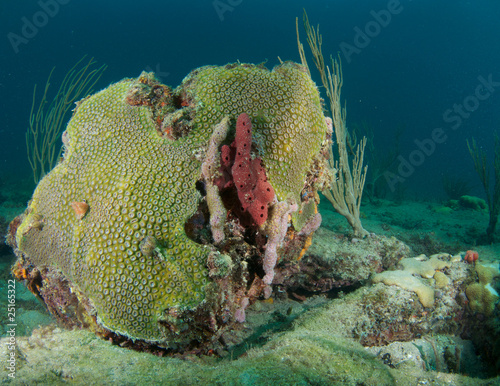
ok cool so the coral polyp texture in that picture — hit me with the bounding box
[183,62,327,202]
[15,80,208,343]
[10,62,330,350]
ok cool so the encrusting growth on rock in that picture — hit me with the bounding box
[262,200,299,298]
[70,201,89,220]
[202,116,230,243]
[215,113,275,226]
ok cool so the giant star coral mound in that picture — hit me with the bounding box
[9,62,332,350]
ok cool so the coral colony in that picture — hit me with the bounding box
[9,63,331,349]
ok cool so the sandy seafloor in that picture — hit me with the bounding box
[1,178,500,385]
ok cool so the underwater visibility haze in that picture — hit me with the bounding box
[1,0,500,384]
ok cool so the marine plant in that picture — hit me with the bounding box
[26,56,106,183]
[467,135,500,243]
[442,174,472,200]
[297,12,369,237]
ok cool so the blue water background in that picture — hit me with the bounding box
[1,0,499,200]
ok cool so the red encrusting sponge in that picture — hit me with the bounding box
[217,113,275,226]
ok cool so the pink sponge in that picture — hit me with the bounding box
[218,113,275,226]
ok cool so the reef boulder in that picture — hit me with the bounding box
[9,62,331,350]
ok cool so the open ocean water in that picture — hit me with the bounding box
[1,0,499,198]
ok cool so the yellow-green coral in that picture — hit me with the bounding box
[466,264,500,316]
[17,80,209,343]
[184,62,327,202]
[15,62,328,345]
[466,283,498,316]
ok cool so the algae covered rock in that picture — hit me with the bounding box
[9,62,330,349]
[458,195,487,211]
